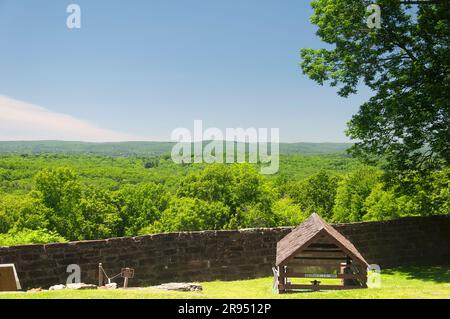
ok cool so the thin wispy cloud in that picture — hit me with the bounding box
[0,95,145,142]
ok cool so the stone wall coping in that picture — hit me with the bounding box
[0,215,447,249]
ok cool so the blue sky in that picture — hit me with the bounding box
[0,0,371,142]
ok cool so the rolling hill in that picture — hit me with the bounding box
[0,141,352,156]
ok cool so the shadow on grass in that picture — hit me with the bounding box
[383,266,450,283]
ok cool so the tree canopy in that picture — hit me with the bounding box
[0,156,448,246]
[301,0,450,179]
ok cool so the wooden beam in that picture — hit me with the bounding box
[307,243,339,249]
[288,259,344,267]
[293,256,347,261]
[296,251,346,258]
[285,283,364,290]
[303,249,344,253]
[285,271,365,280]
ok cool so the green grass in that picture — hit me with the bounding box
[1,267,449,299]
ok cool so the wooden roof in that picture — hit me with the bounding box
[276,213,368,267]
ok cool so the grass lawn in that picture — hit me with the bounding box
[1,266,448,299]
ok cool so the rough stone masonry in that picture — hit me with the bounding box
[0,216,448,289]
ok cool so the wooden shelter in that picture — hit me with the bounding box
[275,213,368,293]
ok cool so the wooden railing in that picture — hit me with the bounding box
[285,271,365,281]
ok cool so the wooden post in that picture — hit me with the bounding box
[343,256,354,287]
[98,263,103,287]
[360,266,368,288]
[278,265,286,294]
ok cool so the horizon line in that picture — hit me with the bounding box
[0,140,354,145]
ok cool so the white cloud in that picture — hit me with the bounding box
[0,95,146,142]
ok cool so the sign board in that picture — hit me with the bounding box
[0,264,21,291]
[121,268,134,279]
[120,268,135,289]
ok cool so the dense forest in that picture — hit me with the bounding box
[0,141,352,156]
[0,142,448,246]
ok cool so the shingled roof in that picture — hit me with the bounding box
[276,213,368,267]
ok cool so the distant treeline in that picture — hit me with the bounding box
[0,141,352,156]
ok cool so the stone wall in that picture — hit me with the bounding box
[0,216,448,289]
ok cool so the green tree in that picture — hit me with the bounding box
[177,164,235,206]
[177,163,275,218]
[0,195,51,233]
[301,0,450,177]
[333,166,382,222]
[141,197,230,233]
[116,183,170,236]
[363,183,400,221]
[33,167,82,239]
[288,171,340,220]
[237,202,278,229]
[272,198,306,226]
[0,228,66,246]
[391,168,450,217]
[75,187,122,240]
